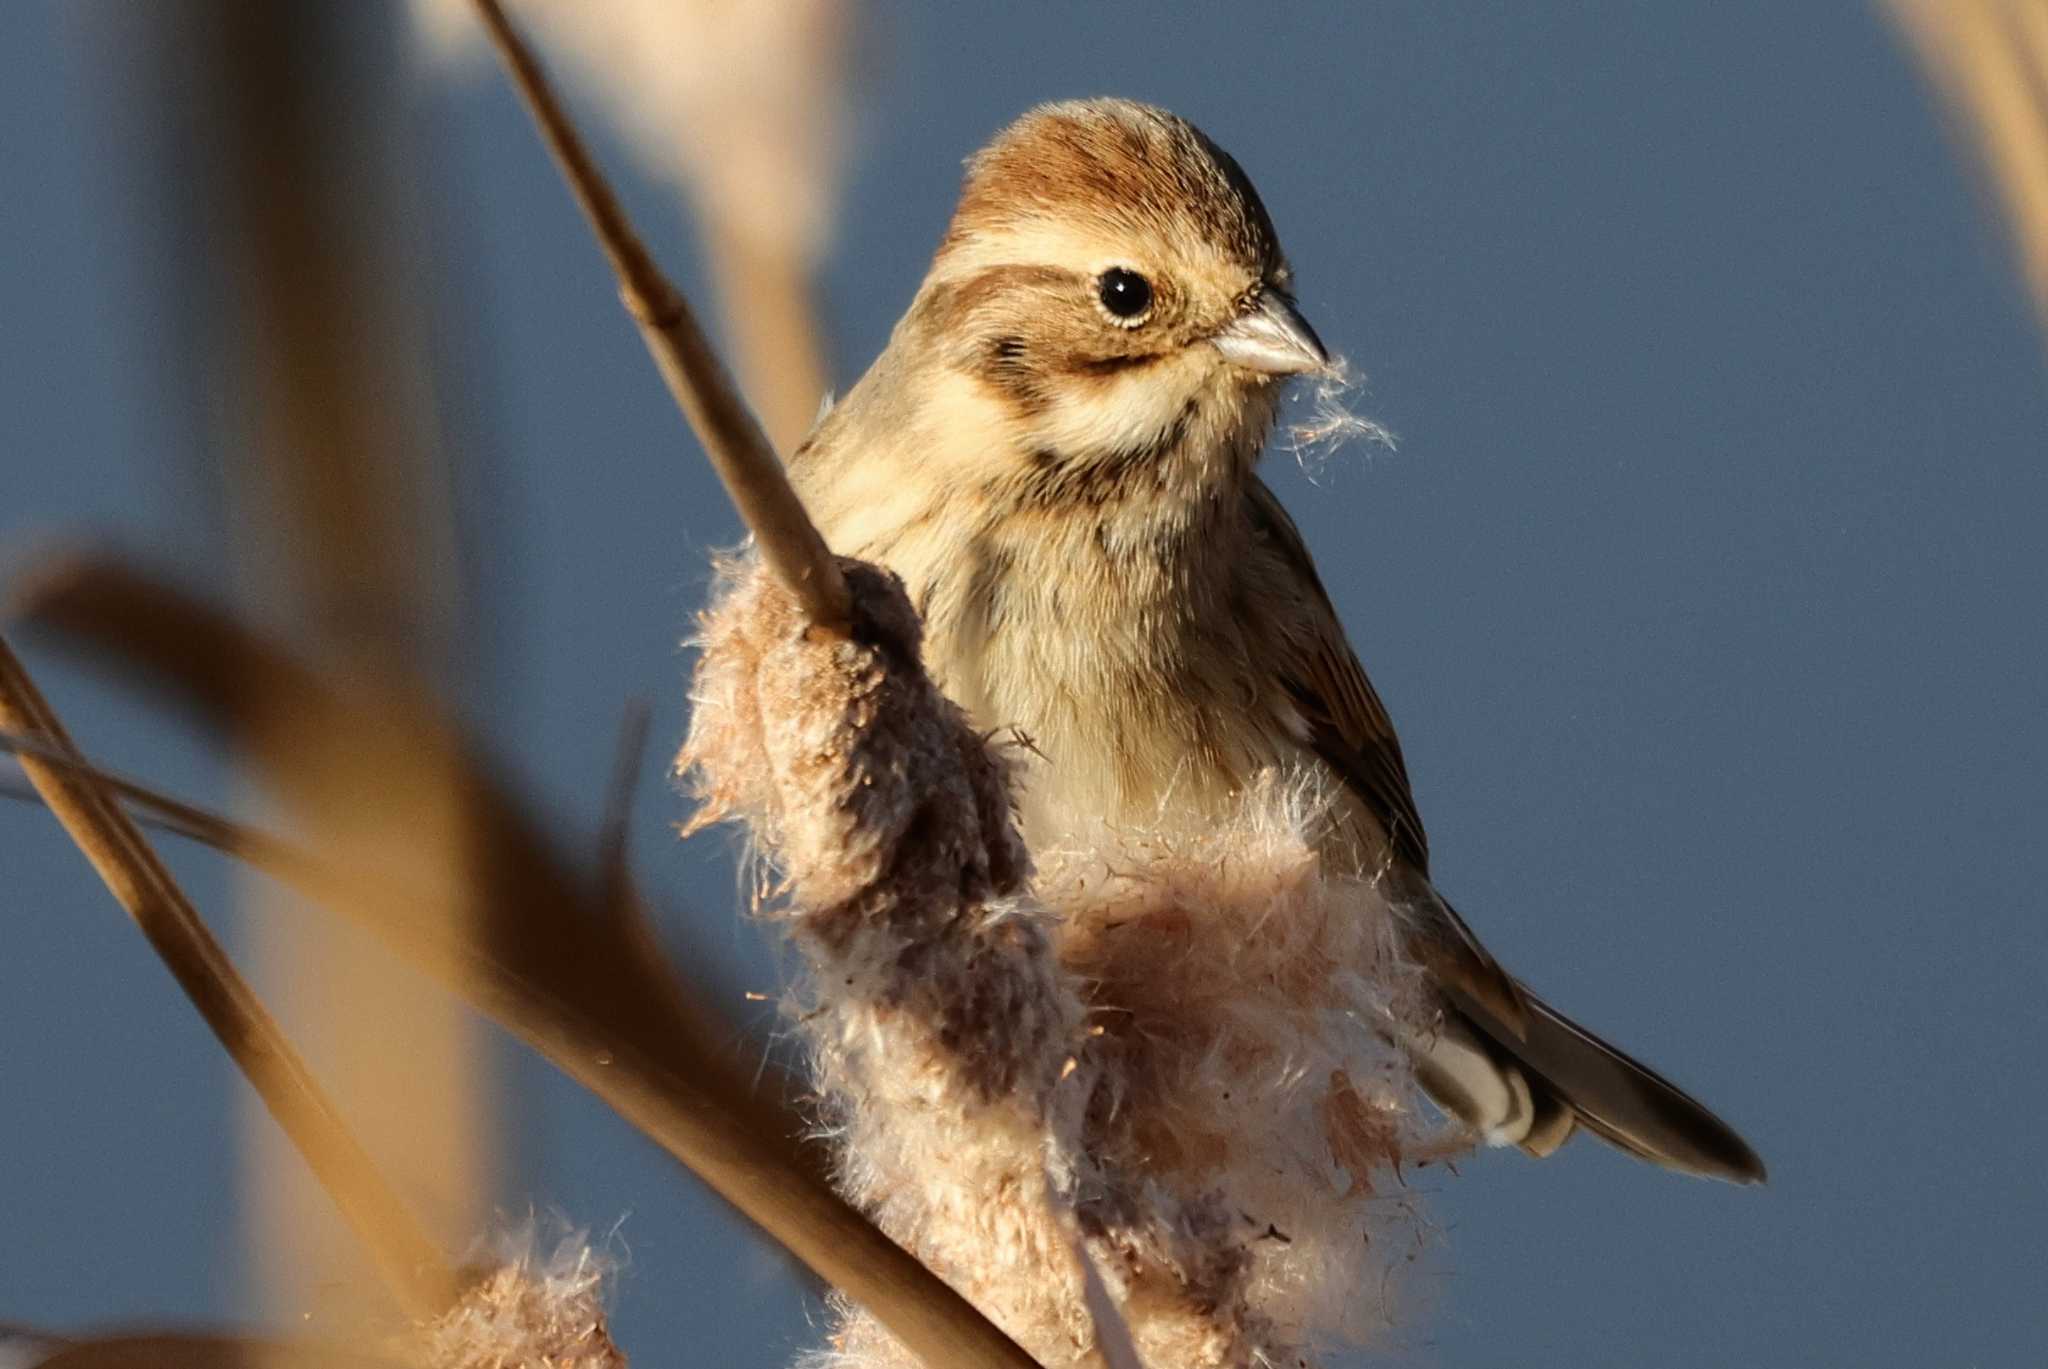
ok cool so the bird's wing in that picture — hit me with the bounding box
[1244,478,1428,872]
[1244,476,1529,1035]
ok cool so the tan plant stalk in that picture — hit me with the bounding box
[0,730,335,886]
[0,636,458,1321]
[157,3,494,1323]
[34,1337,409,1369]
[19,4,1033,1363]
[444,9,1429,1361]
[470,0,853,633]
[30,1310,621,1369]
[1,733,299,860]
[14,553,1040,1369]
[0,730,642,1367]
[411,0,849,453]
[1889,0,2048,333]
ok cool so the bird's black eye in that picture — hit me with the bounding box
[1096,268,1153,324]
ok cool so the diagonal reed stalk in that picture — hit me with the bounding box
[10,3,1037,1360]
[451,7,1029,1353]
[0,636,458,1321]
[1888,0,2048,336]
[180,4,495,1321]
[0,729,363,903]
[33,1333,410,1369]
[427,0,849,453]
[467,0,853,633]
[14,554,1041,1369]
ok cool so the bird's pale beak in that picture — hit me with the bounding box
[1210,291,1329,375]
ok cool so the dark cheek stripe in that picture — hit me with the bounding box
[1074,351,1163,377]
[1009,395,1201,510]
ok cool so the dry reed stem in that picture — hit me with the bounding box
[0,637,457,1321]
[34,1337,409,1369]
[183,3,495,1321]
[469,0,853,632]
[198,3,461,659]
[411,0,849,451]
[0,730,366,905]
[1889,0,2048,333]
[2,719,725,1125]
[14,553,1040,1369]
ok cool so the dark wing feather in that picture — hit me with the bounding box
[1444,983,1768,1183]
[1243,480,1762,1175]
[1243,479,1427,870]
[1244,477,1529,1035]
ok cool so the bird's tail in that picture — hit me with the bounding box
[1414,983,1767,1184]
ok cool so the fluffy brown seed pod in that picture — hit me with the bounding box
[680,557,1439,1369]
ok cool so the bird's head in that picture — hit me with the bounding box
[902,98,1327,508]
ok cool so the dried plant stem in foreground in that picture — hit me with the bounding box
[17,553,1040,1369]
[468,0,851,632]
[0,736,635,1368]
[0,635,457,1320]
[180,3,495,1322]
[0,732,316,868]
[412,0,849,452]
[33,1337,409,1369]
[1890,0,2048,333]
[33,1323,619,1369]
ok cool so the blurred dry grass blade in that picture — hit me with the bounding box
[1889,0,2048,332]
[121,1,495,1320]
[413,0,848,450]
[468,0,853,633]
[15,554,1042,1369]
[0,725,678,1036]
[0,730,346,891]
[33,1336,409,1369]
[0,638,457,1320]
[191,3,461,655]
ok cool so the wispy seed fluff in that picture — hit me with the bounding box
[1281,355,1396,481]
[413,1226,625,1369]
[679,556,1442,1369]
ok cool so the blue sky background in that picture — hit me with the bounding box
[4,3,2046,1365]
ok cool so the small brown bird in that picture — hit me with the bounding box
[789,98,1764,1183]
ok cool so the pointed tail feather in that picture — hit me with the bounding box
[1432,984,1767,1184]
